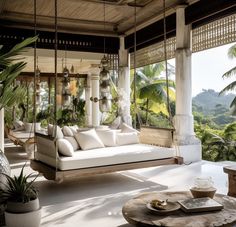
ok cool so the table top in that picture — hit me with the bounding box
[224,165,236,174]
[122,191,236,227]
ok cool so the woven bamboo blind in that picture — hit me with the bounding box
[130,14,236,68]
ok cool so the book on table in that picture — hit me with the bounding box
[178,197,224,213]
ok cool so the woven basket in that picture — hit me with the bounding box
[190,187,216,198]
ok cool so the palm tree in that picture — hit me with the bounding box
[219,43,236,115]
[132,62,175,124]
[0,37,37,110]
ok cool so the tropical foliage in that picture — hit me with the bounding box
[0,164,38,203]
[131,62,175,127]
[195,122,236,162]
[0,37,37,111]
[219,43,236,115]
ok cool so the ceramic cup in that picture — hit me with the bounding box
[194,176,214,189]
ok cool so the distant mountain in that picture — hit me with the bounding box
[193,89,235,112]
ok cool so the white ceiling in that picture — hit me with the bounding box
[20,48,104,74]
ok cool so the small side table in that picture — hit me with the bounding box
[122,191,236,226]
[224,165,236,197]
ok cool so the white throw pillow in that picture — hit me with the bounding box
[74,129,104,150]
[116,132,139,146]
[62,126,74,137]
[64,136,80,151]
[96,130,116,147]
[120,122,140,134]
[69,125,79,134]
[110,116,121,129]
[57,139,74,156]
[14,125,25,131]
[13,120,24,129]
[48,124,64,139]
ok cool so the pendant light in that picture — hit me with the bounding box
[35,57,41,105]
[62,49,71,107]
[99,1,112,112]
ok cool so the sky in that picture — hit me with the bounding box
[169,42,236,97]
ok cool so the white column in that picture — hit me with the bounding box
[91,72,100,127]
[0,108,4,152]
[173,5,201,162]
[118,36,132,125]
[85,75,92,126]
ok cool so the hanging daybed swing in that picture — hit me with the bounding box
[30,0,183,182]
[138,0,175,149]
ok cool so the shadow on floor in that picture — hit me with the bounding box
[4,138,169,227]
[117,224,134,227]
[4,144,28,165]
[40,174,167,226]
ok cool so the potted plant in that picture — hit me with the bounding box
[0,164,41,227]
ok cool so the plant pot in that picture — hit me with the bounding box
[6,198,40,213]
[5,198,41,227]
[24,122,41,132]
[5,207,41,227]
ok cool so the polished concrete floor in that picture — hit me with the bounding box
[3,139,235,227]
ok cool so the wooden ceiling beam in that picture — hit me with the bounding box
[185,0,236,26]
[0,26,120,54]
[125,0,236,51]
[0,12,117,36]
[19,72,87,79]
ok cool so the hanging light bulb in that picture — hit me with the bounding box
[35,59,41,105]
[63,65,69,78]
[70,65,74,73]
[62,75,71,107]
[98,1,112,112]
[61,51,71,107]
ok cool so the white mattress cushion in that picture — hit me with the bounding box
[116,132,139,146]
[57,139,74,157]
[96,130,116,147]
[36,143,175,170]
[74,129,104,150]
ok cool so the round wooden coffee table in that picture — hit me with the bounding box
[122,191,236,226]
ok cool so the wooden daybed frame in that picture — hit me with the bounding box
[30,127,183,182]
[31,157,183,182]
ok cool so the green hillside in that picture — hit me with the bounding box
[193,89,235,113]
[192,89,235,127]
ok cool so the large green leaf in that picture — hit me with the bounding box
[0,37,36,111]
[228,43,236,59]
[219,81,236,94]
[0,36,37,68]
[221,66,236,79]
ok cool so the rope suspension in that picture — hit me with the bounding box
[163,0,172,123]
[54,0,58,125]
[33,0,37,156]
[133,0,137,129]
[33,0,37,129]
[54,0,58,173]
